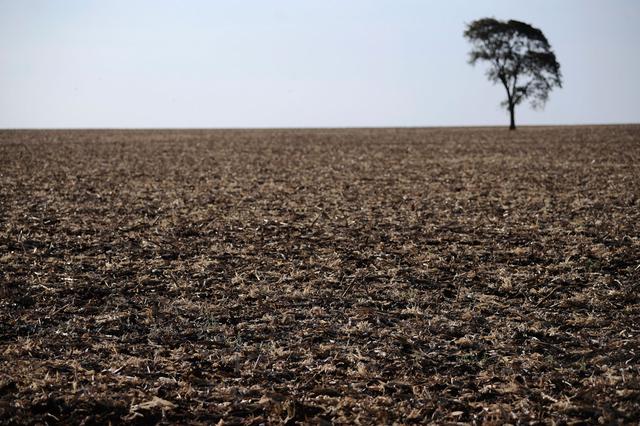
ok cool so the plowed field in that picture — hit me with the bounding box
[1,126,639,424]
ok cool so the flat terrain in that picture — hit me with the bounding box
[1,126,639,424]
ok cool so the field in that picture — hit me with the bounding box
[1,126,639,424]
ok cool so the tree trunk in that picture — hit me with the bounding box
[509,103,516,130]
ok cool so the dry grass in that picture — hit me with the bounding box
[1,126,639,424]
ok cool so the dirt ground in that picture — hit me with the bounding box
[1,126,639,424]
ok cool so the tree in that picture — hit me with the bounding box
[464,18,562,130]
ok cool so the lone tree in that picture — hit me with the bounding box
[464,18,562,130]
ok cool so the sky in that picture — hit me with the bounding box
[1,0,639,128]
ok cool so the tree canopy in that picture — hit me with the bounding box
[464,18,562,130]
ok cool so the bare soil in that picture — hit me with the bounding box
[1,126,639,424]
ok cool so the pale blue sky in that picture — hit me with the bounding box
[1,0,639,128]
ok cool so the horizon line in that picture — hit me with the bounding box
[2,122,640,131]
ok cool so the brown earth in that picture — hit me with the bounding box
[0,126,639,425]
